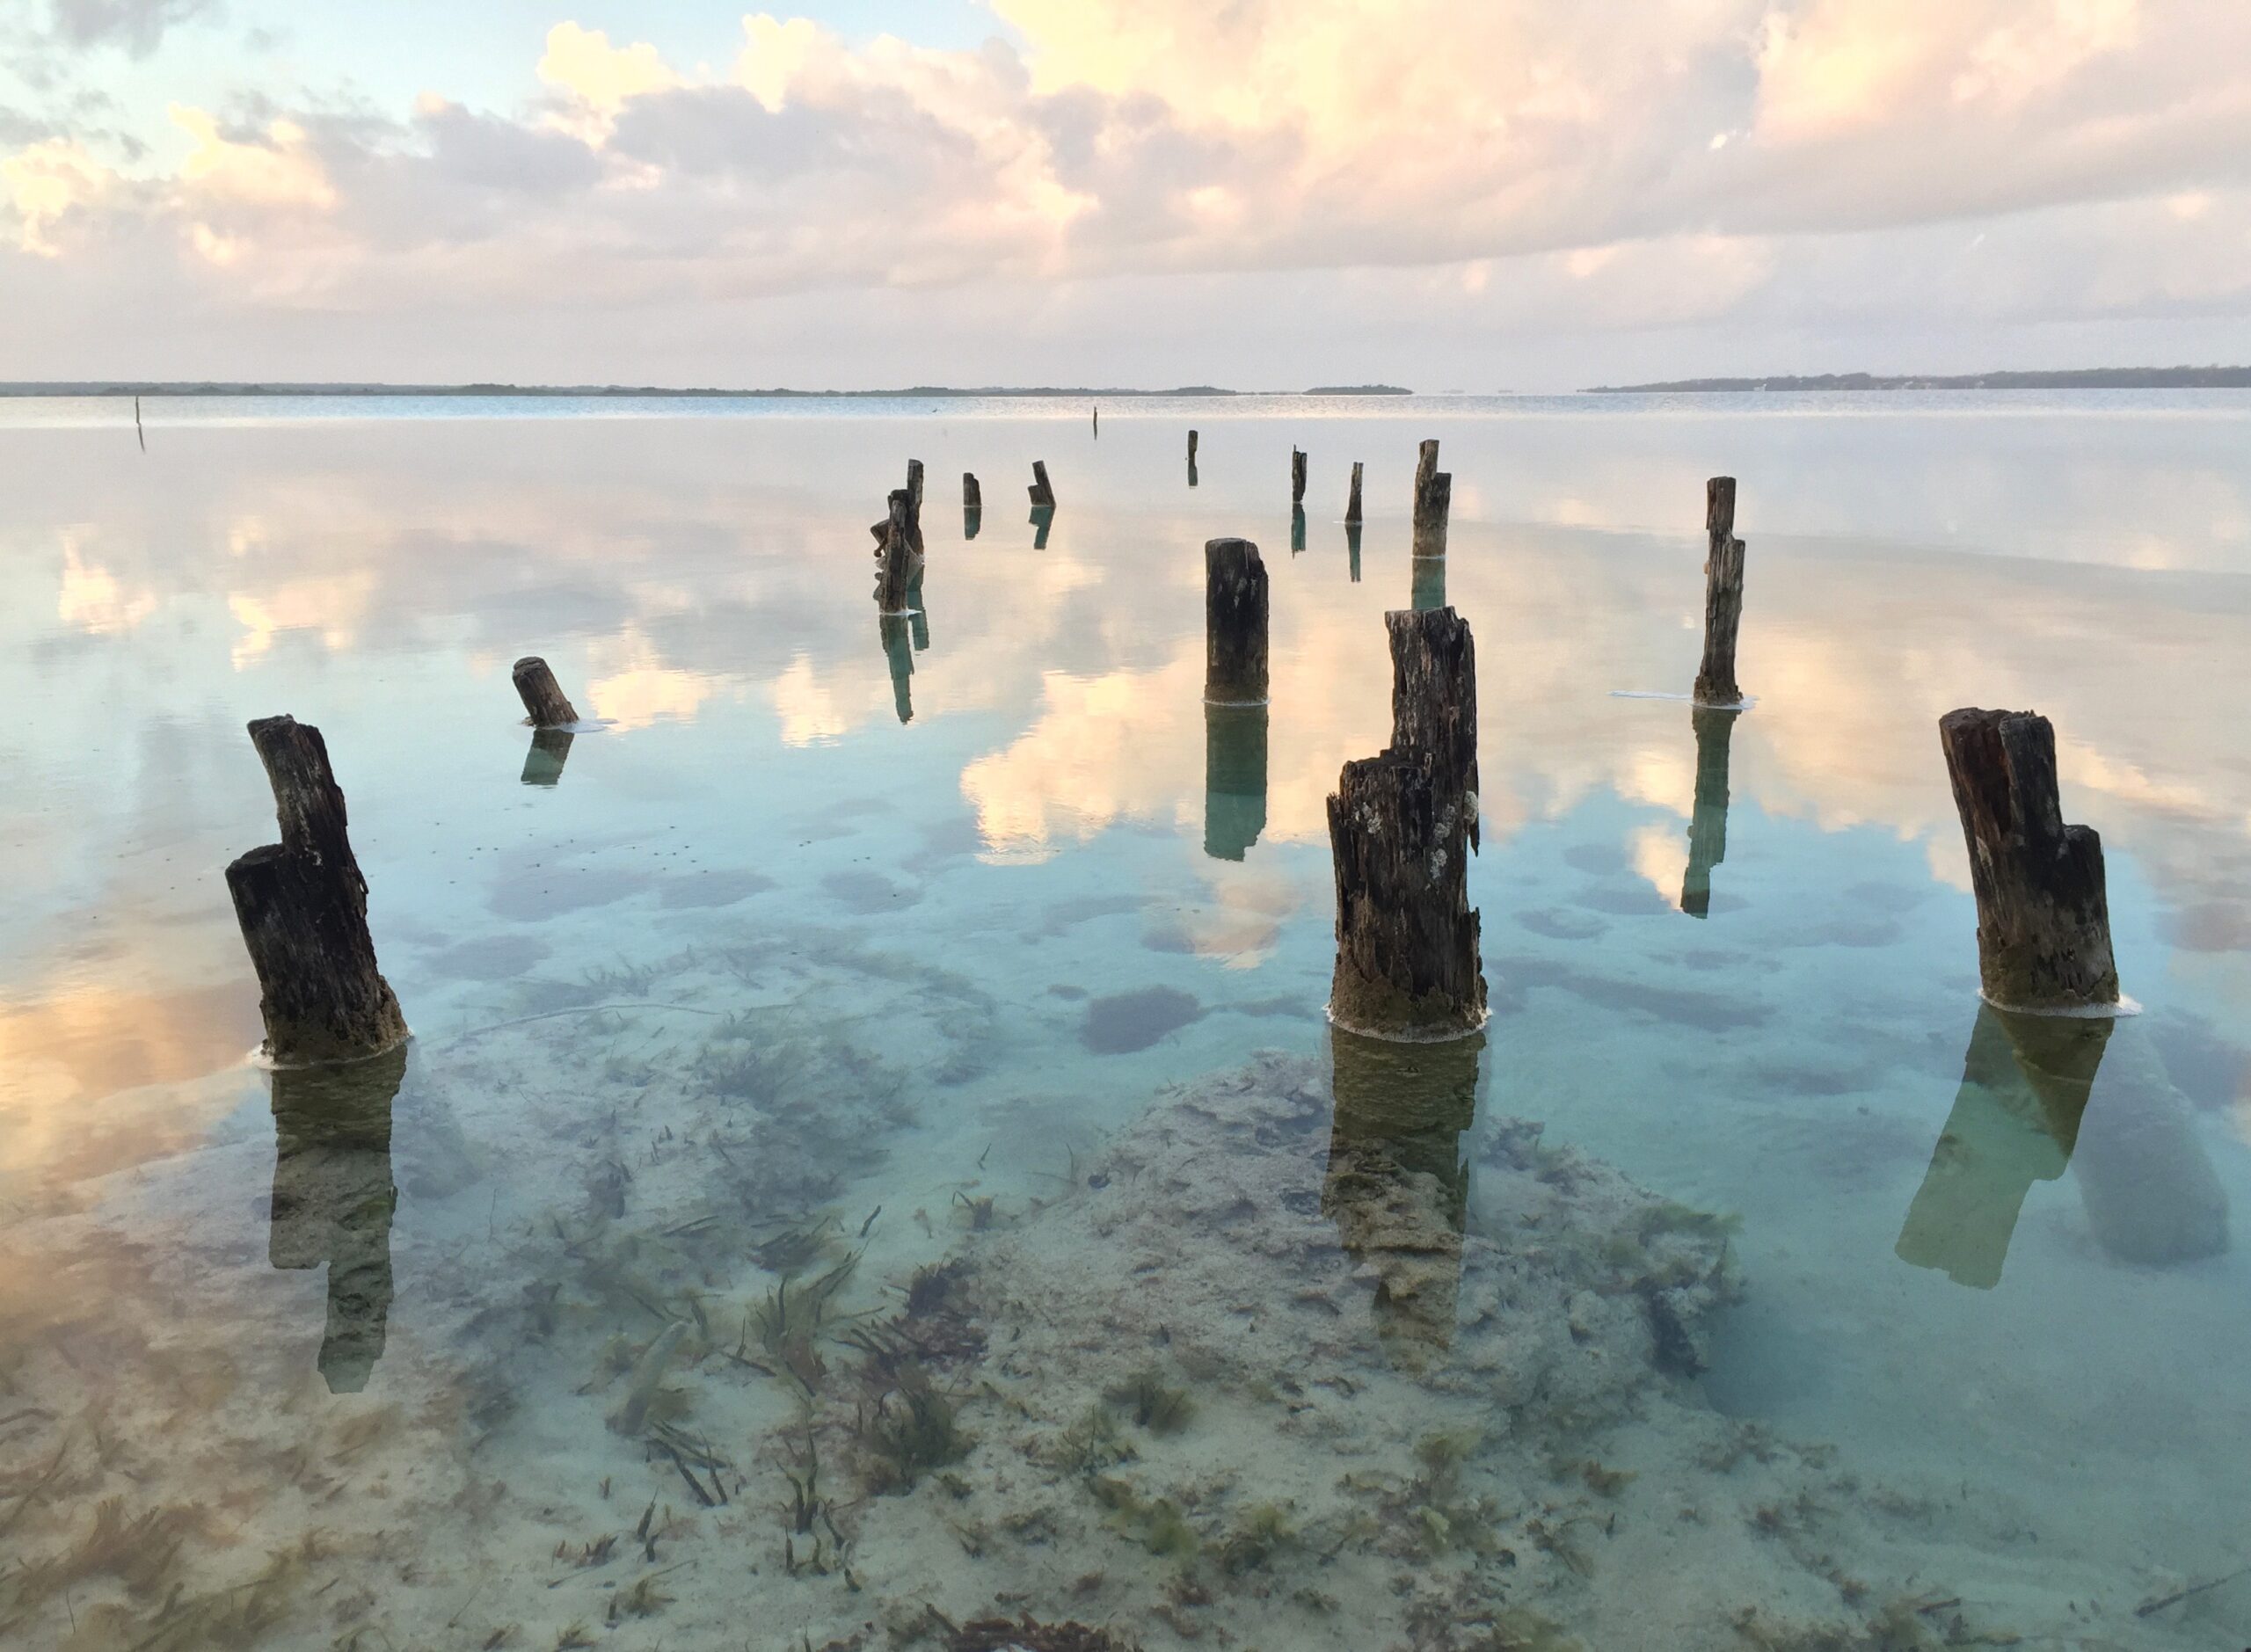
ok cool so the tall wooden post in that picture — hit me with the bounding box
[1292,447,1308,505]
[1693,477,1745,705]
[1188,430,1199,488]
[1411,440,1451,557]
[1205,537,1269,706]
[1327,751,1485,1040]
[1345,461,1364,525]
[873,489,922,614]
[226,717,408,1066]
[1028,461,1057,509]
[907,458,925,514]
[1680,705,1739,916]
[1940,708,2118,1011]
[963,471,981,539]
[1386,607,1479,850]
[512,657,579,727]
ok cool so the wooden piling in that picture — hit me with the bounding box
[1345,461,1364,525]
[872,489,922,614]
[1188,429,1198,463]
[1028,461,1057,509]
[1292,447,1308,505]
[512,656,579,728]
[907,458,925,513]
[1693,477,1745,705]
[225,717,408,1066]
[1411,440,1452,556]
[963,472,980,513]
[1204,537,1269,706]
[1327,750,1485,1040]
[1940,708,2119,1011]
[1386,606,1479,851]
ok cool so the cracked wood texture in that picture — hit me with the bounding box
[1204,536,1269,705]
[872,488,922,614]
[1940,707,2119,1010]
[1386,606,1479,851]
[1693,476,1745,705]
[1327,750,1486,1040]
[511,656,579,727]
[224,716,407,1065]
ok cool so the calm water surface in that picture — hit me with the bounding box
[1,394,2247,1649]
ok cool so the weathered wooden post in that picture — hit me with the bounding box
[226,717,409,1066]
[1387,606,1480,849]
[520,727,573,788]
[1292,447,1308,505]
[1324,1026,1483,1363]
[963,471,981,540]
[1680,705,1739,917]
[1693,477,1746,705]
[907,458,925,513]
[1188,430,1199,488]
[1411,440,1451,557]
[1093,404,1099,437]
[1327,751,1485,1039]
[879,613,915,724]
[872,489,922,614]
[1027,461,1057,509]
[1939,708,2118,1010]
[513,656,579,727]
[1203,702,1269,862]
[269,1044,404,1391]
[1345,461,1364,525]
[1204,537,1269,706]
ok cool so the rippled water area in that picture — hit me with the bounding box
[3,391,2247,1651]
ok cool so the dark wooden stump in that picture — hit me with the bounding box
[269,1043,404,1391]
[520,727,574,788]
[1028,461,1056,509]
[1327,751,1485,1040]
[963,471,980,512]
[1386,606,1478,850]
[1346,461,1364,525]
[1693,477,1745,705]
[1204,536,1269,705]
[226,717,408,1066]
[1292,447,1308,504]
[512,656,579,727]
[880,613,914,724]
[872,489,922,614]
[1411,471,1452,557]
[1188,429,1198,463]
[1680,705,1739,916]
[907,458,925,514]
[1203,702,1269,862]
[1940,708,2118,1010]
[1323,1025,1483,1364]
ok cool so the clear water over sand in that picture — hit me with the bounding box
[1,392,2247,1649]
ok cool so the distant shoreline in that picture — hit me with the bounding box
[1586,367,2251,393]
[0,382,1411,400]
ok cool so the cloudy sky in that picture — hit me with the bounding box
[3,0,2248,389]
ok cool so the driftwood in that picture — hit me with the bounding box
[1940,708,2118,1010]
[1411,440,1452,556]
[1386,607,1479,850]
[1327,751,1485,1040]
[512,656,579,727]
[521,727,573,788]
[1203,702,1268,862]
[225,717,408,1066]
[1345,461,1364,525]
[1027,461,1056,509]
[1693,477,1746,705]
[1291,447,1308,504]
[269,1044,404,1391]
[1204,536,1269,706]
[1680,706,1739,916]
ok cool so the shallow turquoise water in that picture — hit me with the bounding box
[1,395,2247,1648]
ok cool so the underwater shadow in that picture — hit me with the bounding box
[268,1042,406,1393]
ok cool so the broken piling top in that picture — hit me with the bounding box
[1693,476,1746,705]
[1410,440,1452,556]
[1204,536,1270,706]
[225,716,407,1066]
[1327,749,1487,1042]
[1188,429,1199,461]
[1939,707,2119,1011]
[512,656,579,728]
[1292,447,1308,504]
[1028,460,1057,508]
[907,458,925,512]
[1385,606,1479,851]
[1346,461,1365,525]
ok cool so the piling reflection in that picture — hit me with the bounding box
[964,506,981,541]
[1346,521,1363,583]
[1203,702,1269,861]
[1680,706,1739,917]
[1030,505,1055,549]
[1898,1007,2230,1287]
[1322,1026,1484,1364]
[1188,458,1198,488]
[908,568,931,653]
[879,613,915,724]
[268,1043,405,1393]
[1410,554,1446,612]
[1291,506,1308,555]
[519,727,573,788]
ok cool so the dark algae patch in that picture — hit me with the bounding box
[1081,986,1205,1053]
